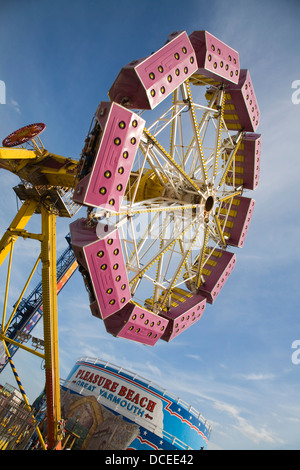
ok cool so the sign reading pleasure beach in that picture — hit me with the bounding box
[71,362,164,433]
[64,358,211,450]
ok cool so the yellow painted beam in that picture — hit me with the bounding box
[2,341,47,450]
[218,190,242,203]
[218,138,242,188]
[0,147,37,159]
[41,206,62,449]
[196,224,209,289]
[0,147,78,188]
[1,334,45,360]
[185,80,208,182]
[2,254,41,335]
[0,198,38,266]
[214,214,226,247]
[144,127,202,195]
[1,240,15,332]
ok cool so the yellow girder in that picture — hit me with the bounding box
[143,126,203,195]
[0,147,78,189]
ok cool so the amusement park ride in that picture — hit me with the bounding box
[0,30,261,449]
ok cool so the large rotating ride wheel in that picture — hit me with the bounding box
[71,30,261,345]
[2,123,46,147]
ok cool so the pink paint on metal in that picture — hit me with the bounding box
[241,133,261,190]
[73,101,145,211]
[226,133,261,190]
[159,292,206,342]
[189,30,240,84]
[70,218,130,319]
[197,249,236,304]
[224,69,260,132]
[108,31,198,110]
[104,302,169,346]
[221,197,256,248]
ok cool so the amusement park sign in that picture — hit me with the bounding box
[63,358,211,450]
[68,363,164,433]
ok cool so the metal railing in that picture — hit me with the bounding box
[0,394,39,450]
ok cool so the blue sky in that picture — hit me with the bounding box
[0,0,300,450]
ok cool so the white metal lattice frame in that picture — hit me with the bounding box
[94,80,243,313]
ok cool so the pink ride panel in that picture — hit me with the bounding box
[223,69,260,132]
[70,218,130,319]
[189,30,240,84]
[240,133,261,190]
[108,31,198,110]
[218,197,256,248]
[104,302,169,346]
[198,249,236,304]
[73,101,145,212]
[226,133,261,190]
[159,290,206,342]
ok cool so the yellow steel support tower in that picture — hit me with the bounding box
[0,124,79,449]
[0,200,63,449]
[41,205,61,449]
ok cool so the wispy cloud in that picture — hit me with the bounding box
[9,98,21,115]
[185,354,202,361]
[211,399,282,446]
[241,373,276,381]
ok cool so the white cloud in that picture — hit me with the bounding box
[241,373,276,381]
[213,400,280,445]
[9,98,21,115]
[185,354,202,361]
